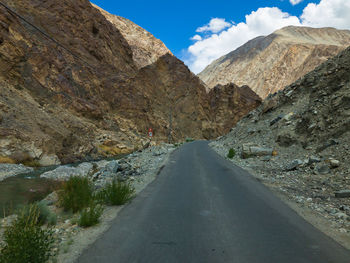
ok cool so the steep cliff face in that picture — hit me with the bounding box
[198,26,350,99]
[0,0,213,164]
[208,84,261,134]
[92,4,172,69]
[0,0,261,165]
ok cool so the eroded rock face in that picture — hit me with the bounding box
[208,83,261,134]
[0,0,262,165]
[199,26,350,99]
[92,4,172,69]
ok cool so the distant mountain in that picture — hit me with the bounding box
[198,26,350,99]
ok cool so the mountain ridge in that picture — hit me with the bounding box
[198,26,350,99]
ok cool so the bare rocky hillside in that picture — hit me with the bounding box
[199,26,350,99]
[211,46,350,240]
[92,4,172,69]
[208,83,261,134]
[0,0,261,165]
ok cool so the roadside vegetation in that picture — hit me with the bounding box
[97,180,135,206]
[58,176,94,213]
[227,148,236,159]
[0,204,55,263]
[57,176,135,228]
[0,174,136,262]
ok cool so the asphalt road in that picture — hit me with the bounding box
[77,141,350,263]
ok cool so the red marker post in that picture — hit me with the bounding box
[148,128,153,139]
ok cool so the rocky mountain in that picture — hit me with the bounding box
[92,4,172,69]
[0,0,261,165]
[199,26,350,99]
[211,46,350,239]
[208,83,261,134]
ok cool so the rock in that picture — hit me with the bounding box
[270,114,284,126]
[335,212,348,220]
[41,162,93,180]
[314,164,330,175]
[282,112,294,121]
[247,128,257,134]
[285,159,304,171]
[152,147,168,156]
[308,155,321,164]
[261,97,279,114]
[241,144,273,159]
[0,163,34,181]
[328,159,340,168]
[335,190,350,198]
[39,154,61,166]
[105,160,119,173]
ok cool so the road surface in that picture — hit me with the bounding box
[77,141,350,263]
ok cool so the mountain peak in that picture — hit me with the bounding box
[198,26,350,99]
[92,4,172,69]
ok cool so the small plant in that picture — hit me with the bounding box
[78,202,104,228]
[0,204,55,263]
[36,201,57,226]
[58,176,93,213]
[98,180,135,206]
[185,137,194,142]
[227,148,236,159]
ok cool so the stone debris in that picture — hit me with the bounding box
[210,46,350,236]
[241,144,273,159]
[285,159,304,171]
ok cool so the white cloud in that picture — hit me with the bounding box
[301,0,350,29]
[290,0,303,5]
[191,34,202,41]
[196,18,231,33]
[184,0,350,74]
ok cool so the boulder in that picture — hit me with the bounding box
[41,162,93,180]
[241,144,273,159]
[314,164,330,175]
[285,159,304,171]
[327,159,340,168]
[39,154,61,166]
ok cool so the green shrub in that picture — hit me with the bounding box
[78,202,104,228]
[227,148,236,159]
[58,176,93,213]
[36,201,57,226]
[98,180,135,206]
[0,205,55,263]
[185,137,194,142]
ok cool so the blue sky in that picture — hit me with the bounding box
[92,0,350,72]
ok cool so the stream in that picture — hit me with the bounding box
[0,154,128,217]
